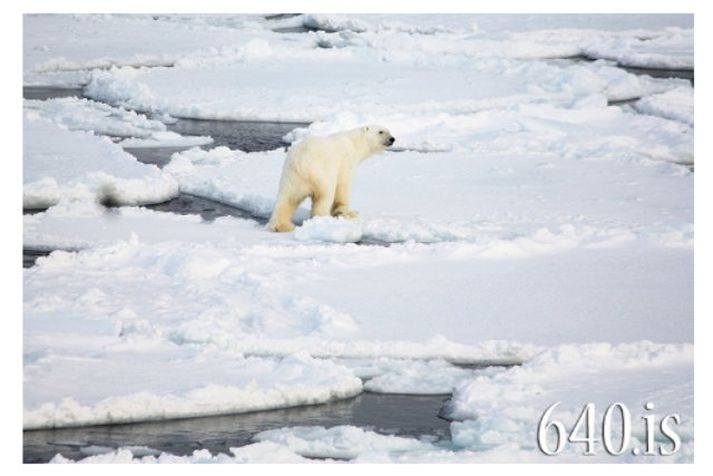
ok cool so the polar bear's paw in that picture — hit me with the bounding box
[339,210,360,220]
[267,221,296,233]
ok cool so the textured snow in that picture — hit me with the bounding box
[287,99,693,161]
[254,425,433,459]
[361,359,494,395]
[50,442,313,464]
[157,104,693,247]
[84,55,685,123]
[23,111,178,209]
[24,237,532,364]
[23,14,308,87]
[445,341,694,462]
[295,13,692,35]
[581,28,693,69]
[73,14,692,124]
[23,13,694,462]
[308,15,692,70]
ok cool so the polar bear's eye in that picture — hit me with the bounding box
[378,131,384,135]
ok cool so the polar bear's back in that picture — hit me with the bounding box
[288,128,365,167]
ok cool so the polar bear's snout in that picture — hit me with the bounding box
[374,127,395,148]
[381,133,395,147]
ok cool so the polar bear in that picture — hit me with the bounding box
[267,125,395,232]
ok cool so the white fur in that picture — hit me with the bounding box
[267,125,395,232]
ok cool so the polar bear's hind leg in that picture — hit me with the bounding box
[268,190,306,232]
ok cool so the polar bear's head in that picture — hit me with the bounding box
[362,125,395,152]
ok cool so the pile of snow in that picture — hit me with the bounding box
[254,426,432,460]
[634,86,694,126]
[24,97,212,147]
[23,110,178,209]
[294,217,363,243]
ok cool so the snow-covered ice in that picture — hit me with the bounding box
[581,28,693,69]
[634,86,694,126]
[23,203,282,251]
[24,350,361,429]
[23,13,694,464]
[83,55,687,123]
[25,97,212,147]
[23,110,178,209]
[445,341,694,462]
[254,425,434,460]
[23,14,311,87]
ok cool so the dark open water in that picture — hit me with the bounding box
[24,392,453,463]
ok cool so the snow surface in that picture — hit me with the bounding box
[23,13,694,463]
[24,14,692,88]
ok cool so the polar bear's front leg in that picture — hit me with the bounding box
[331,179,359,220]
[310,187,336,218]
